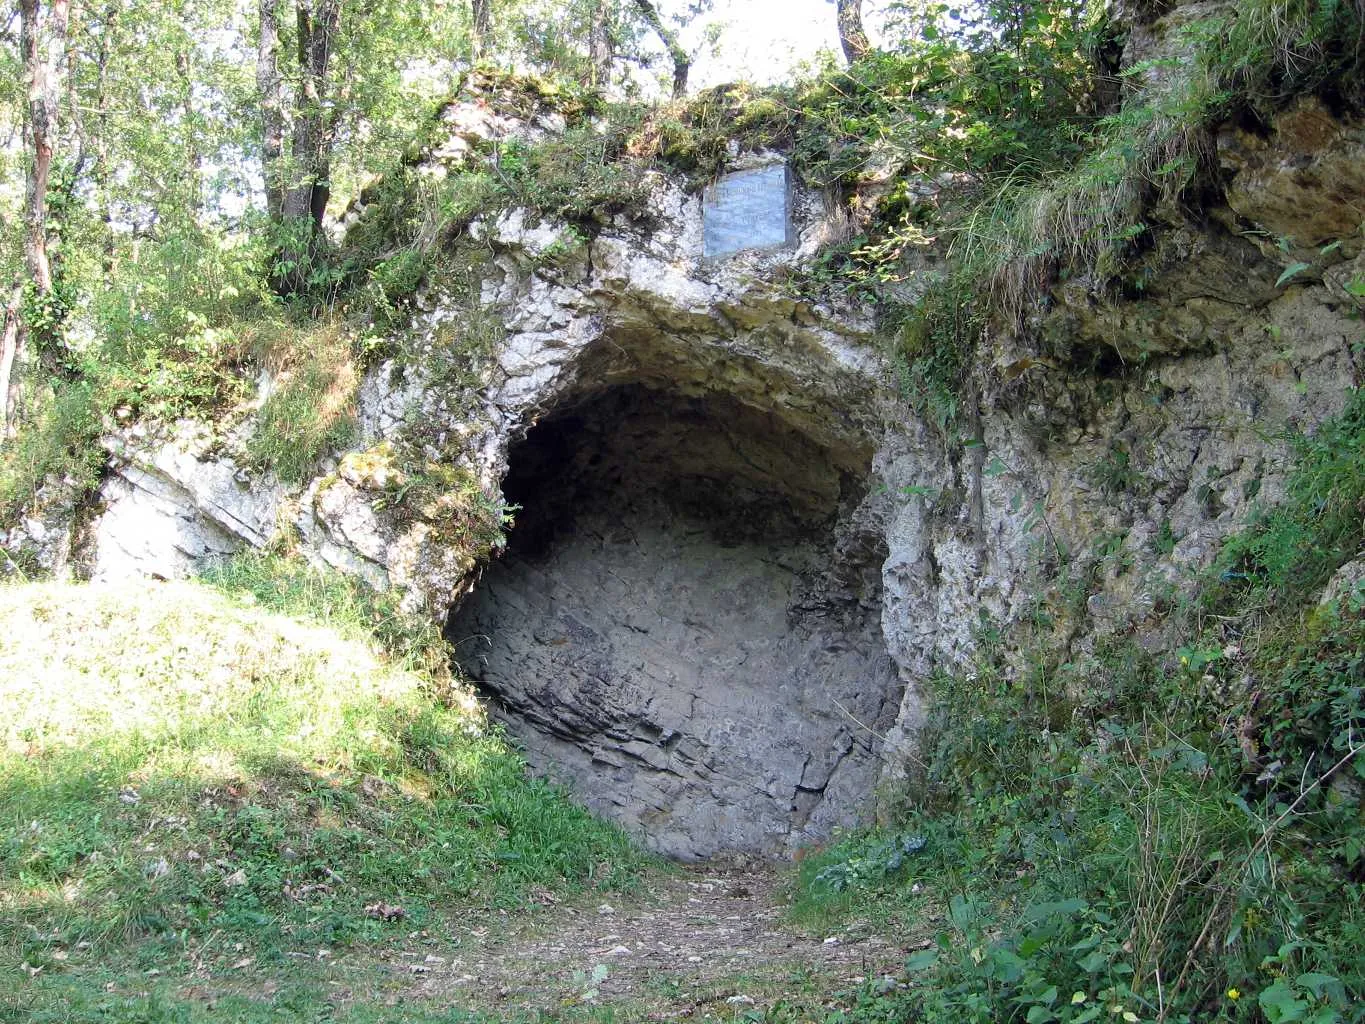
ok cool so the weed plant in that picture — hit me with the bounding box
[798,390,1365,1023]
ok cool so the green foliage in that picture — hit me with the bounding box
[0,564,646,978]
[777,0,1363,427]
[0,382,104,523]
[642,83,797,182]
[1211,0,1365,111]
[1091,441,1143,496]
[809,832,927,894]
[952,0,1364,324]
[245,321,361,484]
[798,392,1365,1023]
[340,86,648,316]
[888,285,978,430]
[369,446,514,563]
[496,124,652,221]
[1210,389,1365,612]
[0,221,274,520]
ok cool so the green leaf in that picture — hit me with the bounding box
[1259,979,1309,1023]
[1276,262,1312,288]
[1077,949,1108,973]
[905,948,938,972]
[1294,972,1342,999]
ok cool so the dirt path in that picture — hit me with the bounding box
[369,865,917,1019]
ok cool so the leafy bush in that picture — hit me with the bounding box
[802,392,1365,1023]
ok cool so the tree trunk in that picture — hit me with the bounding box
[587,0,612,90]
[257,0,342,294]
[11,0,72,425]
[21,0,71,300]
[175,46,202,214]
[280,0,342,231]
[0,285,22,438]
[836,0,869,64]
[257,0,285,222]
[470,0,491,58]
[631,0,688,99]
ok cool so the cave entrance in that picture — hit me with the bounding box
[448,383,901,860]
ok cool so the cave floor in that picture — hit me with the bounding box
[375,864,919,1018]
[19,865,930,1022]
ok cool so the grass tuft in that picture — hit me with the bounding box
[244,321,362,484]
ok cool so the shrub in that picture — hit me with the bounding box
[800,391,1365,1023]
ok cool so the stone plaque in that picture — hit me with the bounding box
[702,162,794,258]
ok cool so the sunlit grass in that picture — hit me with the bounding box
[0,568,645,991]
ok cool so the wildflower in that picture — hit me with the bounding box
[1227,988,1240,1001]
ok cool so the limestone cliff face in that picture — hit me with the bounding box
[18,75,1360,860]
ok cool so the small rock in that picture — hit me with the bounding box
[608,945,631,956]
[687,955,702,963]
[118,788,141,805]
[223,868,248,887]
[597,903,615,916]
[365,902,407,922]
[823,936,840,946]
[726,995,755,1006]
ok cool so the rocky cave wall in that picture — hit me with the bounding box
[448,384,898,859]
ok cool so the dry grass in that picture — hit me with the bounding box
[245,320,361,483]
[956,0,1363,325]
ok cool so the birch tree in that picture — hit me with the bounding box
[2,0,71,435]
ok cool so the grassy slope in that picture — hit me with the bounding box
[0,558,646,1022]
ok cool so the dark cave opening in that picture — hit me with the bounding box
[448,383,902,860]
